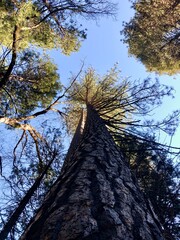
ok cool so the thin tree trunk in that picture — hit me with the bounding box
[0,152,56,240]
[21,104,164,240]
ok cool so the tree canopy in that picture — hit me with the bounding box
[0,50,61,117]
[122,0,180,75]
[0,0,117,110]
[66,67,178,137]
[0,0,116,54]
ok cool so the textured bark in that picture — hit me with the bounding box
[61,109,86,173]
[21,104,164,240]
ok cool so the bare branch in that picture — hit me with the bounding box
[13,131,26,166]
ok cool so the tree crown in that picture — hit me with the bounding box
[122,0,180,75]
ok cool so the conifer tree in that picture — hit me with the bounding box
[20,68,177,240]
[122,0,180,75]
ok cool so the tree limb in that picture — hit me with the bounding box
[0,26,19,89]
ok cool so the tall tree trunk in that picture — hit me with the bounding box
[21,104,164,240]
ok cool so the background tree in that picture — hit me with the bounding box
[0,0,117,88]
[0,50,61,117]
[121,0,180,75]
[116,132,180,239]
[0,0,117,131]
[0,124,64,239]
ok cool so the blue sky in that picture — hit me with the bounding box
[0,1,179,229]
[50,1,180,149]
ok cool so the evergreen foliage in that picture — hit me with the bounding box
[122,0,180,75]
[0,0,80,53]
[0,50,61,117]
[0,0,117,54]
[65,67,129,133]
[0,0,116,113]
[66,67,177,136]
[117,133,180,239]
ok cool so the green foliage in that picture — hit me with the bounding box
[0,50,61,116]
[122,0,180,75]
[0,0,117,54]
[117,133,180,239]
[66,66,130,133]
[0,1,81,53]
[0,0,117,117]
[66,67,176,137]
